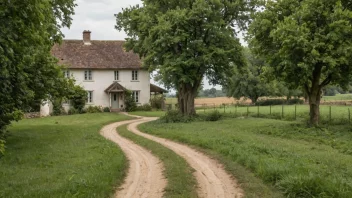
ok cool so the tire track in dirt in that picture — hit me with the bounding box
[100,119,166,198]
[124,114,244,198]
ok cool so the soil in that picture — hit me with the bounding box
[124,114,244,198]
[100,119,167,198]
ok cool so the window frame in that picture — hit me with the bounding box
[84,70,93,81]
[87,91,93,103]
[132,91,140,103]
[114,70,119,81]
[132,70,138,81]
[63,70,70,78]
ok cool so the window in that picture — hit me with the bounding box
[132,70,138,81]
[63,70,70,78]
[87,91,93,103]
[132,91,139,103]
[114,71,119,81]
[84,70,93,80]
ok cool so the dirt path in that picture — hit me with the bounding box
[124,114,244,198]
[100,120,166,198]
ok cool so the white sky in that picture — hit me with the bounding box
[61,0,236,90]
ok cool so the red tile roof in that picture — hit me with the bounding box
[52,40,142,69]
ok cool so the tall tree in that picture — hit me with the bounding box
[116,0,256,115]
[226,48,272,103]
[249,0,352,125]
[0,0,76,154]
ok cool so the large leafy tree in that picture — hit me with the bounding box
[0,0,76,154]
[116,0,256,115]
[226,48,271,103]
[249,0,352,125]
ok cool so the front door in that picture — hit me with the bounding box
[111,93,119,109]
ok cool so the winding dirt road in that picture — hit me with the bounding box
[101,115,243,198]
[100,119,166,198]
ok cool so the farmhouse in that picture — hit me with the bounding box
[40,30,167,116]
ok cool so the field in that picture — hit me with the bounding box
[166,97,249,106]
[139,118,352,197]
[0,113,131,197]
[166,94,352,107]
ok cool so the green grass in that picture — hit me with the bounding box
[140,118,352,197]
[129,111,166,117]
[0,113,131,198]
[203,105,352,124]
[117,124,197,198]
[322,94,352,101]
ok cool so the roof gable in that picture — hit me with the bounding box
[52,40,142,69]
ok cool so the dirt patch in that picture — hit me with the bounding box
[100,119,167,198]
[127,116,244,198]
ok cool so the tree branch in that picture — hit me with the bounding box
[319,74,332,88]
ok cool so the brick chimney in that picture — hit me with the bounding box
[83,30,91,45]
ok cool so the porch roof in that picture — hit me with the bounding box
[150,84,168,93]
[105,82,127,93]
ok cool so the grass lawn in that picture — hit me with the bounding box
[322,94,352,101]
[129,111,166,117]
[0,113,131,198]
[140,118,352,197]
[117,125,197,198]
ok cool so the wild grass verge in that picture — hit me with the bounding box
[117,124,197,198]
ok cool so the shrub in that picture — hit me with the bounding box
[150,94,165,109]
[68,108,79,115]
[205,110,222,121]
[136,104,152,111]
[69,85,87,112]
[255,99,304,106]
[103,107,111,112]
[159,110,193,123]
[124,90,137,112]
[287,98,304,105]
[85,106,102,113]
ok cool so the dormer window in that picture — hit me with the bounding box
[132,70,138,81]
[84,70,92,80]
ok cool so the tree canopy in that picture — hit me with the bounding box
[0,0,76,155]
[116,0,257,115]
[248,0,352,125]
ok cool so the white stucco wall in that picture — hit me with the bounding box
[69,69,150,109]
[40,101,53,117]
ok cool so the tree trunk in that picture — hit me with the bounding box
[177,83,199,116]
[308,91,321,126]
[306,65,324,126]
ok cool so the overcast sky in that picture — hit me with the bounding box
[61,0,225,90]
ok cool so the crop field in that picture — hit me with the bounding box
[166,94,352,107]
[166,97,251,106]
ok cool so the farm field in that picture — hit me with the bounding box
[0,113,131,197]
[131,104,352,124]
[139,118,352,197]
[322,94,352,101]
[166,94,352,107]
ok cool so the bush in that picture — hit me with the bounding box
[205,110,222,121]
[103,107,111,112]
[69,85,87,112]
[287,98,304,105]
[136,104,152,111]
[85,106,102,113]
[68,108,79,115]
[255,99,304,106]
[159,110,193,123]
[124,90,137,112]
[150,94,165,109]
